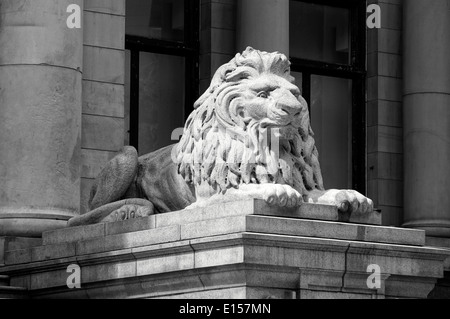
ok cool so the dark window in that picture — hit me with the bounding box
[290,0,366,193]
[125,0,199,154]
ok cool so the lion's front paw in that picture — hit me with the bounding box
[105,205,153,222]
[192,183,304,209]
[326,190,374,214]
[262,184,303,208]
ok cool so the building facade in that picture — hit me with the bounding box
[0,0,449,298]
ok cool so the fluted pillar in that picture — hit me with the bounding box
[0,0,83,237]
[403,0,450,237]
[236,0,289,56]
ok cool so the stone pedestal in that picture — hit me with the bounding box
[0,200,448,299]
[236,0,289,55]
[0,237,41,299]
[0,0,83,237]
[0,237,42,267]
[403,0,450,236]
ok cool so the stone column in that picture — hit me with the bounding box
[236,0,289,56]
[0,0,83,237]
[403,0,450,237]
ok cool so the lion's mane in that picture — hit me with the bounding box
[176,47,324,195]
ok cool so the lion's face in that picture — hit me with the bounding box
[232,73,309,141]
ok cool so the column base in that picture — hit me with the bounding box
[403,220,450,238]
[0,207,77,238]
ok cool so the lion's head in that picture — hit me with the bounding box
[176,47,324,196]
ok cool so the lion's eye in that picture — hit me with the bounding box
[258,92,269,99]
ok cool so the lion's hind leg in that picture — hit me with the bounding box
[89,146,139,211]
[67,146,155,227]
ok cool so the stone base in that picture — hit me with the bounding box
[425,236,450,298]
[0,200,448,299]
[0,236,41,299]
[0,236,42,266]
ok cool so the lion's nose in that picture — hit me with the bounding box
[281,103,302,117]
[273,87,305,118]
[279,96,303,117]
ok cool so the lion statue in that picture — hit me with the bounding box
[68,47,373,226]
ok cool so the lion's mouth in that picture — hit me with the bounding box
[258,123,301,156]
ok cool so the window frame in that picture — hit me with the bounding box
[289,0,367,194]
[125,0,200,151]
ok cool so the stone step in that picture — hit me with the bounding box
[0,275,28,299]
[41,200,381,246]
[0,237,43,265]
[0,275,9,286]
[6,214,426,266]
[182,215,425,247]
[154,200,381,227]
[0,286,28,299]
[6,201,418,266]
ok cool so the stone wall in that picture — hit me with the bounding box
[80,1,127,214]
[367,0,404,226]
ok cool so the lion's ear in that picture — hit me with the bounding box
[243,46,255,54]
